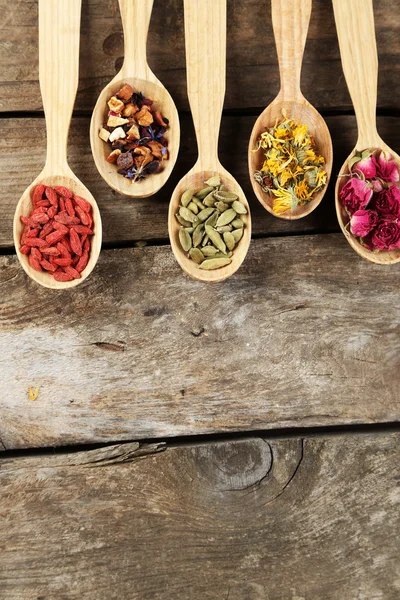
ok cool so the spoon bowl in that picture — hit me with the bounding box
[333,0,400,264]
[90,0,180,198]
[336,144,400,265]
[249,97,333,220]
[169,166,251,283]
[14,170,102,289]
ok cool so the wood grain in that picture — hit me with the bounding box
[2,0,400,112]
[0,433,399,599]
[3,114,400,249]
[1,234,399,450]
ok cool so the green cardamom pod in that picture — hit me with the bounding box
[231,218,244,229]
[205,211,219,228]
[192,223,205,247]
[199,257,231,270]
[232,228,243,243]
[223,231,235,251]
[176,214,192,227]
[192,196,206,211]
[202,246,219,256]
[215,201,229,212]
[203,192,217,207]
[197,207,215,222]
[189,248,205,264]
[212,251,233,259]
[216,225,233,233]
[202,235,209,246]
[216,208,237,227]
[181,189,194,207]
[196,186,214,200]
[185,227,194,234]
[214,190,238,202]
[179,228,192,252]
[205,225,226,253]
[179,206,198,224]
[232,200,247,214]
[188,201,199,215]
[204,176,221,187]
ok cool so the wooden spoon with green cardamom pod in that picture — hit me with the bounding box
[168,0,251,282]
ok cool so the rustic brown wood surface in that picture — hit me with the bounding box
[1,234,399,450]
[1,433,399,599]
[1,0,400,112]
[2,115,400,248]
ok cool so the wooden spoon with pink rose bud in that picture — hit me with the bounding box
[333,0,400,264]
[248,0,333,220]
[13,0,102,289]
[90,0,180,198]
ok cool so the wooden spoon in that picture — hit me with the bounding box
[248,0,333,220]
[168,0,251,283]
[90,0,180,198]
[13,0,102,289]
[333,0,400,264]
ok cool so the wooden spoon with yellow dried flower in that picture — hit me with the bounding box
[248,0,333,219]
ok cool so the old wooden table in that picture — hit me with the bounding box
[0,1,399,598]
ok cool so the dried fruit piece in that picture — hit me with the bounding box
[76,250,89,273]
[70,228,82,256]
[74,195,91,213]
[53,186,73,198]
[32,184,46,205]
[53,269,73,282]
[117,83,134,102]
[45,187,58,206]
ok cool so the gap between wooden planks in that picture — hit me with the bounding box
[1,0,400,113]
[2,114,400,249]
[0,234,399,450]
[0,432,399,599]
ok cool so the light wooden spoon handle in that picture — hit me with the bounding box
[332,0,380,149]
[272,0,311,101]
[39,0,81,172]
[118,0,155,81]
[183,0,226,172]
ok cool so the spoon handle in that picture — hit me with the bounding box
[183,0,226,171]
[118,0,155,82]
[332,0,381,149]
[271,0,311,101]
[39,0,81,172]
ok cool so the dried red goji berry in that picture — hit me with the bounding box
[75,205,91,226]
[65,198,75,217]
[71,225,93,235]
[19,245,30,255]
[54,213,79,225]
[29,253,42,272]
[56,241,71,259]
[31,213,50,225]
[64,265,81,279]
[31,247,42,260]
[31,206,47,215]
[25,237,47,248]
[61,236,73,253]
[20,216,36,227]
[54,257,72,267]
[41,246,60,256]
[26,227,39,238]
[53,222,69,235]
[53,186,73,198]
[45,186,58,206]
[40,258,57,272]
[32,184,46,205]
[83,238,90,252]
[35,200,51,208]
[45,230,65,245]
[74,195,91,213]
[47,205,58,219]
[53,269,73,282]
[76,250,89,273]
[39,221,54,239]
[59,198,66,212]
[69,228,82,256]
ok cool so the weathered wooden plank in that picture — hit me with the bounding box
[0,433,399,599]
[2,114,400,248]
[0,234,399,450]
[1,0,400,112]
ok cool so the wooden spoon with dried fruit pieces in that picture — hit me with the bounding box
[168,0,251,283]
[13,0,102,289]
[333,0,400,264]
[248,0,333,220]
[90,0,180,198]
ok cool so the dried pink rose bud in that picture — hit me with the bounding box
[371,179,383,193]
[340,177,373,215]
[353,155,376,179]
[372,152,399,183]
[350,209,379,237]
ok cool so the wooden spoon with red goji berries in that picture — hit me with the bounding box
[13,0,102,289]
